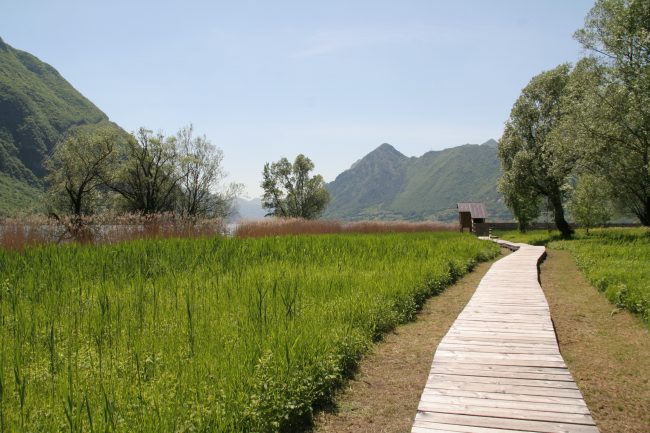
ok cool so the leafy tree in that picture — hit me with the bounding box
[498,176,540,232]
[110,128,182,214]
[565,0,650,225]
[568,174,614,233]
[498,64,576,238]
[177,125,242,217]
[44,126,120,217]
[261,154,330,219]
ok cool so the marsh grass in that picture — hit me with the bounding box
[0,232,497,432]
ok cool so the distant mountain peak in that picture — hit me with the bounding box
[370,142,406,158]
[377,142,395,151]
[481,138,498,147]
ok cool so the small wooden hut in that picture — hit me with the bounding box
[457,202,487,233]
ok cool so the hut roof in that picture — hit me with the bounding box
[457,202,487,219]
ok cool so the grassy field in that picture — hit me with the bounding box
[0,232,498,432]
[497,227,650,323]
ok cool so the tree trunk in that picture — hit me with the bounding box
[639,198,650,226]
[549,191,574,238]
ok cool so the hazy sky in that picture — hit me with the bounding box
[2,0,594,197]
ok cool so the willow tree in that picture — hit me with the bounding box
[498,64,576,238]
[176,125,241,217]
[261,154,330,219]
[565,0,650,225]
[568,174,614,233]
[45,125,121,218]
[498,173,540,233]
[110,128,182,214]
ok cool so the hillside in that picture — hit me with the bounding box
[0,36,113,214]
[324,139,512,222]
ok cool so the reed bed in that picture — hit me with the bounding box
[0,232,497,432]
[0,213,226,250]
[235,218,457,238]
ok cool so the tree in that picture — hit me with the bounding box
[45,125,120,217]
[261,154,330,219]
[498,175,540,232]
[568,174,614,234]
[176,125,241,217]
[566,0,650,225]
[110,128,182,214]
[498,64,576,238]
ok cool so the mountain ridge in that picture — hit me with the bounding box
[324,139,511,222]
[0,37,119,214]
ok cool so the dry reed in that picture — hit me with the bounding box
[235,218,457,238]
[0,213,226,250]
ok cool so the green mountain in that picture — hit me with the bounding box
[324,139,512,222]
[0,36,112,214]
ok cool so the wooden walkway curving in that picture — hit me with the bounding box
[411,241,599,433]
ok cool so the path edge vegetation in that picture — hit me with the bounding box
[498,228,650,324]
[315,253,506,433]
[230,234,501,432]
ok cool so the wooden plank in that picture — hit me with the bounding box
[441,337,558,348]
[445,331,556,339]
[425,380,583,398]
[448,330,555,337]
[429,366,574,381]
[414,412,600,433]
[430,362,571,373]
[432,357,567,368]
[438,343,560,354]
[412,422,540,433]
[412,427,464,433]
[427,373,579,389]
[451,322,554,329]
[442,331,558,343]
[421,388,588,407]
[417,402,595,424]
[454,316,552,322]
[419,393,591,414]
[440,336,560,346]
[435,350,565,362]
[429,361,572,375]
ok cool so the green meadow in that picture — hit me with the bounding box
[0,232,498,432]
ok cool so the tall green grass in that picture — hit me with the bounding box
[0,232,498,432]
[498,228,650,323]
[492,229,563,246]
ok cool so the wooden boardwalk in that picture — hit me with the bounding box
[411,241,599,433]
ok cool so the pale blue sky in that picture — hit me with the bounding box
[2,0,594,196]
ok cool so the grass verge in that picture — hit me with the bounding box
[541,249,650,432]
